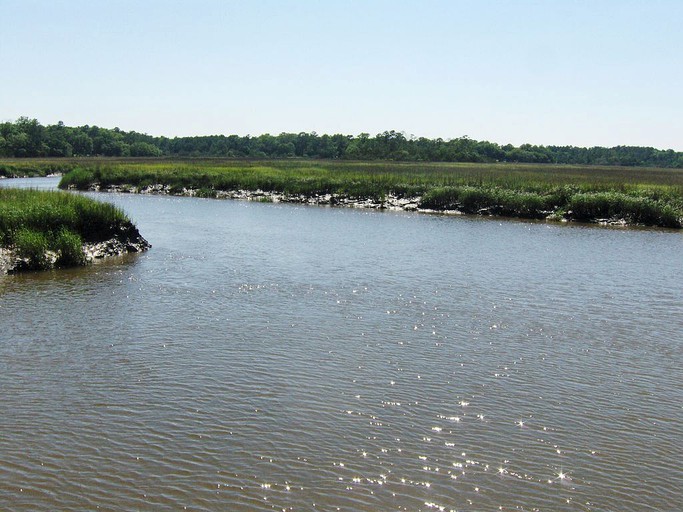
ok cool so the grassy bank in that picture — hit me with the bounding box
[0,188,144,272]
[0,159,76,178]
[48,158,683,228]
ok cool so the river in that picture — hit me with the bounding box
[1,177,682,511]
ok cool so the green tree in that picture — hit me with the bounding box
[67,130,94,156]
[45,122,73,157]
[93,129,130,156]
[130,141,162,157]
[14,117,47,156]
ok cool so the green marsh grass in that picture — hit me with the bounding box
[0,160,77,178]
[29,157,683,228]
[0,188,131,270]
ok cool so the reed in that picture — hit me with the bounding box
[420,186,681,227]
[41,158,683,228]
[0,188,131,270]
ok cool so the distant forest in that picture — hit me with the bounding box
[2,117,682,168]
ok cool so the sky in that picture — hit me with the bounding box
[1,0,682,150]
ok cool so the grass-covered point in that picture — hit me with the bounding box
[0,188,134,271]
[57,159,683,228]
[0,159,75,178]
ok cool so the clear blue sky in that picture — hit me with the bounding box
[1,0,682,150]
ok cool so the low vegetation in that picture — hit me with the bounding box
[0,188,134,271]
[54,159,683,229]
[0,159,74,178]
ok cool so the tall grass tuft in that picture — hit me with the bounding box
[54,227,86,267]
[13,228,51,270]
[1,188,135,269]
[59,167,96,190]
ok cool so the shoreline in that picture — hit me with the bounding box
[0,186,150,275]
[1,233,150,275]
[86,183,642,229]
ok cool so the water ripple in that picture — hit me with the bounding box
[1,179,682,511]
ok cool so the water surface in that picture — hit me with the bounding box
[1,177,682,511]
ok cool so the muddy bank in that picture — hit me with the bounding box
[1,224,150,275]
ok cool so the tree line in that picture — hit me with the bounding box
[2,117,682,168]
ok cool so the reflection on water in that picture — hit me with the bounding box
[1,177,682,511]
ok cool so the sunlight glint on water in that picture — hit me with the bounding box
[1,177,682,511]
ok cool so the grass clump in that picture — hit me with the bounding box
[54,227,86,267]
[59,167,96,190]
[567,192,680,227]
[419,186,559,218]
[1,188,135,271]
[195,187,217,199]
[13,228,51,270]
[11,227,84,270]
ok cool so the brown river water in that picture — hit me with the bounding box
[1,177,682,511]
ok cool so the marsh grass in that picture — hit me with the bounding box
[0,188,131,269]
[420,186,681,227]
[54,227,87,267]
[420,186,558,218]
[12,228,51,269]
[43,157,683,228]
[0,160,76,178]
